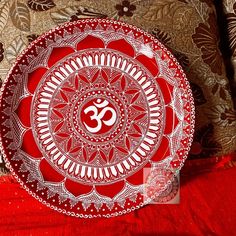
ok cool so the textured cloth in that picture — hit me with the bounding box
[0,166,236,235]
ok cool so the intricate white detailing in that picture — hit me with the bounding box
[83,99,117,133]
[32,49,164,184]
[0,19,195,218]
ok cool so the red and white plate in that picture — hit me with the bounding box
[0,19,194,218]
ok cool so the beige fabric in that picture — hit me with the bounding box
[0,0,235,175]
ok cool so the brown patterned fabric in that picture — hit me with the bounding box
[221,0,236,104]
[0,0,235,176]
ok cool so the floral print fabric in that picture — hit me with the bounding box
[0,0,235,175]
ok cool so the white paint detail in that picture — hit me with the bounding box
[87,167,91,177]
[41,133,51,139]
[123,160,131,170]
[65,63,74,73]
[36,117,47,121]
[117,163,124,173]
[146,131,157,138]
[38,104,49,109]
[46,143,55,151]
[150,106,160,111]
[150,119,160,124]
[146,89,155,96]
[83,99,117,133]
[46,82,57,89]
[76,57,83,67]
[99,168,103,179]
[41,92,52,98]
[39,127,49,133]
[144,137,155,145]
[142,81,151,90]
[121,59,127,71]
[138,76,146,85]
[50,147,58,155]
[150,112,160,117]
[132,153,141,162]
[128,158,135,166]
[106,54,111,66]
[140,143,150,151]
[139,44,154,58]
[116,57,121,68]
[54,71,65,81]
[69,163,75,173]
[53,152,61,161]
[51,76,61,85]
[134,71,142,79]
[88,55,93,65]
[137,148,146,156]
[75,164,80,175]
[83,56,89,66]
[125,63,132,73]
[58,155,66,165]
[81,165,86,177]
[149,100,158,106]
[64,159,71,169]
[149,125,159,131]
[101,53,105,66]
[70,60,79,70]
[111,55,116,67]
[111,166,117,176]
[104,167,110,177]
[94,168,98,179]
[94,54,99,65]
[129,67,137,76]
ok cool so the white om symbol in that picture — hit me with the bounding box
[83,99,117,133]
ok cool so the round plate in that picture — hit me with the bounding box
[0,19,194,218]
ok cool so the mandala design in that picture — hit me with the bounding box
[0,19,194,218]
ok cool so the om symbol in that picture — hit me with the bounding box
[82,99,117,133]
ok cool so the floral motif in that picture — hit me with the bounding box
[207,105,236,126]
[151,28,191,69]
[199,0,214,7]
[211,82,229,101]
[190,82,207,106]
[70,8,107,22]
[115,1,136,17]
[226,12,236,56]
[151,28,171,46]
[192,13,223,75]
[173,50,190,69]
[189,124,222,159]
[27,0,56,12]
[11,1,31,32]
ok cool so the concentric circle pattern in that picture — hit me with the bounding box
[0,19,194,218]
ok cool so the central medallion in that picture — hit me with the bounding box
[80,98,117,134]
[72,88,126,144]
[32,50,164,184]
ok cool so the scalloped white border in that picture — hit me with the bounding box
[0,18,195,218]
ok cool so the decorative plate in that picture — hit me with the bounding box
[0,19,194,218]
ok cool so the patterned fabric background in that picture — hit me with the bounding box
[222,0,236,105]
[0,0,235,175]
